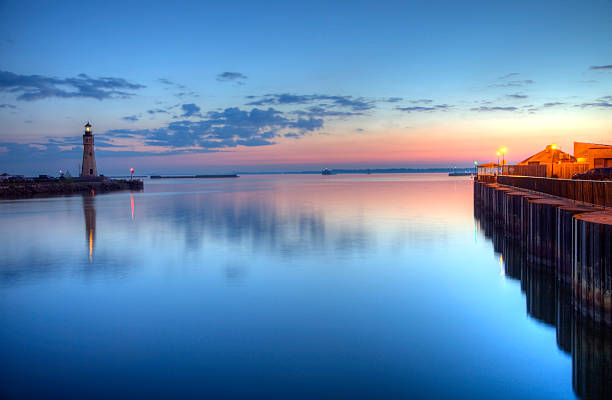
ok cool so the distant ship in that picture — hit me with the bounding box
[321,168,334,175]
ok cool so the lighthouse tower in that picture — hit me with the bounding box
[80,122,98,177]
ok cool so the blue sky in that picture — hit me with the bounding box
[0,0,611,174]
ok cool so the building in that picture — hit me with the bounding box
[517,144,575,166]
[503,141,611,179]
[574,142,612,168]
[80,122,98,177]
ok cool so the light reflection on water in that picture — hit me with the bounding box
[0,174,591,399]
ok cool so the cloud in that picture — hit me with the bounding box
[499,72,520,79]
[396,104,452,112]
[408,99,434,104]
[490,80,534,88]
[0,70,145,101]
[506,93,528,99]
[293,106,361,118]
[122,115,139,121]
[246,93,375,112]
[103,107,324,151]
[217,72,248,82]
[577,102,612,109]
[157,78,186,89]
[385,97,403,103]
[470,106,519,112]
[0,103,17,109]
[542,102,565,107]
[147,108,169,115]
[181,103,201,117]
[589,65,612,70]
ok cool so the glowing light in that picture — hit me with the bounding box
[496,151,501,156]
[89,230,93,263]
[500,254,505,276]
[551,143,557,150]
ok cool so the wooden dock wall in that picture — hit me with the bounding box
[474,181,612,326]
[497,175,612,207]
[474,189,612,399]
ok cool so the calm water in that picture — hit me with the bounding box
[0,174,606,398]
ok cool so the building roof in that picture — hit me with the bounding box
[519,145,575,165]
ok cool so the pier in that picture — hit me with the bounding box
[473,177,612,327]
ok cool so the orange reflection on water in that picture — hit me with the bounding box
[89,230,93,263]
[131,194,135,220]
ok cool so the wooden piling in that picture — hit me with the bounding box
[573,212,612,326]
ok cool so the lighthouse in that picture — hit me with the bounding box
[80,122,98,177]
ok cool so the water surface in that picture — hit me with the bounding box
[0,174,602,398]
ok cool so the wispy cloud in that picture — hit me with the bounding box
[490,80,534,88]
[0,103,17,109]
[147,108,170,115]
[157,78,186,89]
[470,106,519,112]
[396,104,452,112]
[577,102,612,109]
[122,115,139,122]
[506,93,528,99]
[0,70,145,101]
[542,102,565,107]
[407,99,433,104]
[246,93,375,112]
[575,95,612,109]
[217,72,248,83]
[498,72,520,80]
[589,65,612,70]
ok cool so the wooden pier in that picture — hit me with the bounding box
[474,179,612,326]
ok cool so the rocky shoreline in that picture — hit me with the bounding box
[0,178,143,199]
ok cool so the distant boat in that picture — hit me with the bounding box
[321,168,334,175]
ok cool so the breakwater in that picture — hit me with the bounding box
[474,180,611,326]
[0,178,143,198]
[150,174,239,179]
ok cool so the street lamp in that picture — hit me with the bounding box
[500,147,507,175]
[130,168,134,180]
[496,151,501,175]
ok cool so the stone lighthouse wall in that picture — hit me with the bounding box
[81,134,98,177]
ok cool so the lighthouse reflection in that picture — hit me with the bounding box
[83,195,96,262]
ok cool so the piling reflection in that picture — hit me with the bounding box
[475,205,612,399]
[83,195,96,263]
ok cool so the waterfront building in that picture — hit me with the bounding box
[574,142,612,168]
[518,144,575,166]
[80,122,98,178]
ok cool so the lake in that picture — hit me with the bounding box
[0,174,607,399]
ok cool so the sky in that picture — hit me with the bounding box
[0,0,611,175]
